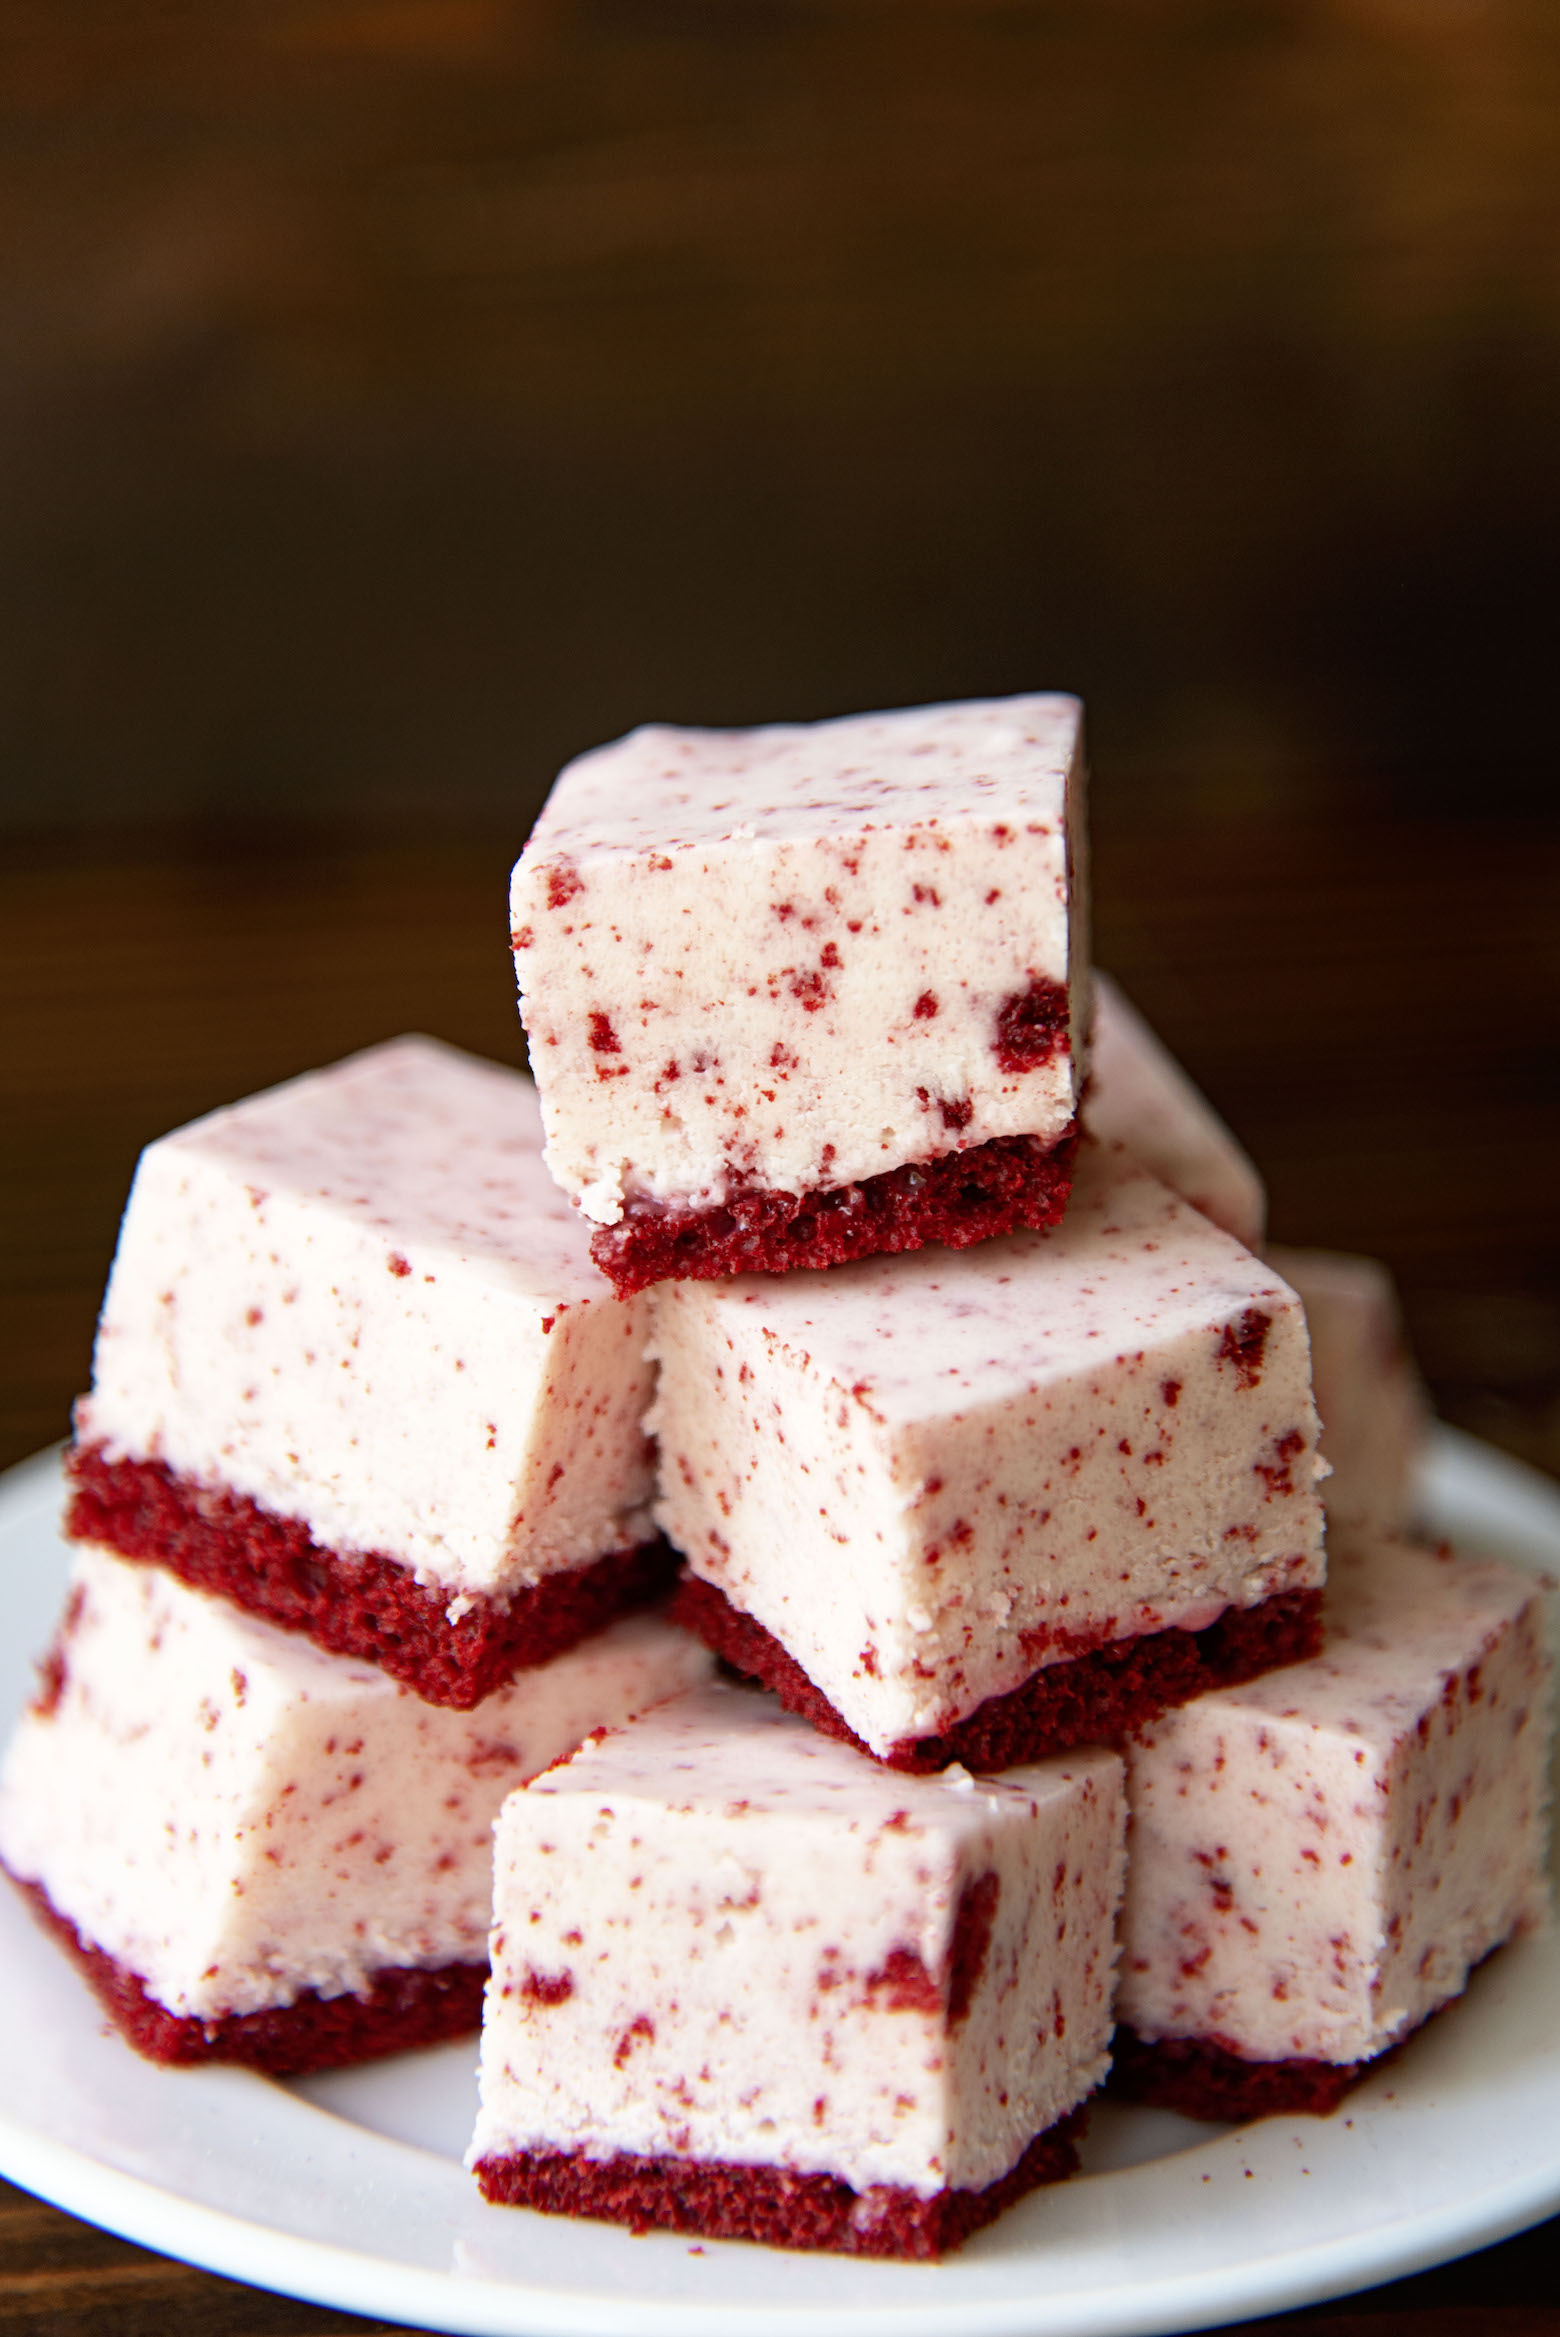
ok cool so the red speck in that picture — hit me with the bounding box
[913,990,939,1020]
[820,941,841,969]
[859,1643,880,1677]
[588,1011,622,1055]
[245,1306,263,1328]
[789,969,829,1011]
[30,1635,70,1717]
[1255,1428,1305,1495]
[511,925,535,951]
[993,975,1069,1073]
[387,1253,412,1278]
[1217,1309,1272,1388]
[867,1946,941,2014]
[546,863,584,910]
[522,1968,575,2006]
[939,1096,973,1131]
[912,884,941,907]
[947,1870,1000,2026]
[1161,1379,1182,1408]
[614,2013,655,2066]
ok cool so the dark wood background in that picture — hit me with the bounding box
[3,0,1559,2326]
[1,0,1558,833]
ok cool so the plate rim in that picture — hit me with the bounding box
[1,1425,1558,2337]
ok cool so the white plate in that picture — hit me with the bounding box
[1,1430,1558,2337]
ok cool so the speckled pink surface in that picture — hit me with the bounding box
[77,1037,656,1604]
[0,1545,711,2027]
[1086,973,1266,1252]
[470,1680,1125,2200]
[648,1145,1326,1759]
[1118,1534,1552,2067]
[1269,1248,1428,1535]
[510,696,1087,1230]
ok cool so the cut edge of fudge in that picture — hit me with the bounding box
[10,1873,488,2075]
[587,1124,1078,1296]
[512,696,1087,1262]
[67,1445,676,1708]
[1114,1538,1552,2096]
[79,1035,661,1639]
[1267,1245,1429,1535]
[472,2106,1086,2261]
[1085,971,1266,1253]
[670,1571,1324,1770]
[470,1683,1124,2255]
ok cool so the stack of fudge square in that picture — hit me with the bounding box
[2,696,1550,2261]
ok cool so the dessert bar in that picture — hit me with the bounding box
[0,1545,711,2072]
[511,696,1088,1293]
[1087,971,1266,1251]
[470,1680,1125,2256]
[653,1145,1326,1768]
[1268,1247,1428,1534]
[69,1037,664,1706]
[1114,1533,1551,2118]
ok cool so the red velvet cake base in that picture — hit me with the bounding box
[474,2107,1085,2258]
[10,1872,486,2075]
[67,1444,674,1709]
[587,1125,1078,1296]
[1106,2026,1369,2122]
[671,1574,1325,1772]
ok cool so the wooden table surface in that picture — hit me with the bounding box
[2,809,1558,2333]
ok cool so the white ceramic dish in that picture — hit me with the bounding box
[1,1429,1557,2337]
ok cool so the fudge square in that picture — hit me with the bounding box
[1113,1534,1552,2121]
[69,1037,667,1708]
[1267,1247,1428,1535]
[0,1545,711,2074]
[653,1144,1327,1770]
[469,1680,1125,2258]
[1087,971,1266,1253]
[510,695,1088,1295]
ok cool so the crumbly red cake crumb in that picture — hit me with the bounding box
[9,1873,486,2075]
[473,2107,1085,2258]
[67,1445,674,1710]
[670,1575,1324,1771]
[587,1126,1078,1297]
[1106,2026,1364,2121]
